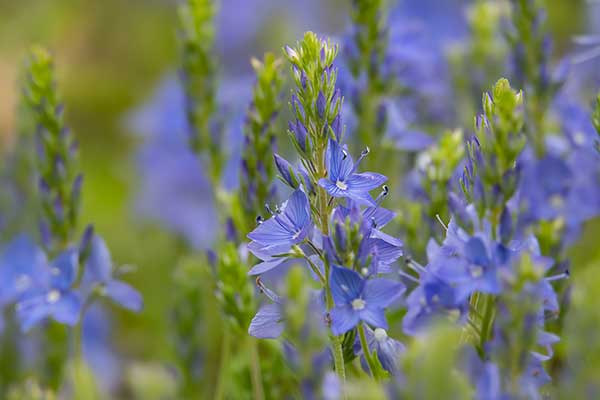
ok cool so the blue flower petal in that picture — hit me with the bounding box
[105,281,143,312]
[51,249,79,290]
[330,305,360,335]
[359,307,388,329]
[249,303,284,339]
[16,296,50,332]
[85,236,113,283]
[247,218,293,246]
[330,265,364,305]
[248,258,286,276]
[346,172,387,192]
[51,291,82,326]
[363,279,405,308]
[326,139,353,181]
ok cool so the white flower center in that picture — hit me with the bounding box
[352,298,366,311]
[361,268,369,276]
[574,132,586,145]
[471,265,484,278]
[550,194,564,208]
[374,328,388,342]
[15,275,31,292]
[335,180,348,191]
[46,290,61,304]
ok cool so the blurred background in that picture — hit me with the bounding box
[0,0,598,397]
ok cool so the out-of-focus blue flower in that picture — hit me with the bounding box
[0,235,49,309]
[216,0,342,74]
[247,189,312,275]
[82,304,122,394]
[329,265,404,335]
[515,101,600,243]
[338,2,458,151]
[128,75,250,249]
[81,235,143,312]
[318,139,387,206]
[15,246,81,332]
[354,326,405,375]
[402,271,467,336]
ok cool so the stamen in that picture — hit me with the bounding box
[398,270,420,283]
[256,215,264,225]
[264,203,275,215]
[373,185,389,206]
[349,146,370,174]
[545,270,570,282]
[406,259,426,274]
[435,214,448,231]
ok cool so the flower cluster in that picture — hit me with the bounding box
[248,32,406,383]
[1,0,600,398]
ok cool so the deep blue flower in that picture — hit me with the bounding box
[329,265,404,335]
[81,235,143,312]
[318,139,387,206]
[247,189,312,275]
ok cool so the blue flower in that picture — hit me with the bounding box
[326,201,403,274]
[318,139,387,206]
[0,235,49,307]
[355,326,406,375]
[127,75,251,249]
[402,272,467,336]
[15,246,81,332]
[247,189,312,275]
[329,265,404,335]
[81,235,143,312]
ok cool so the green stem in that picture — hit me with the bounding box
[303,255,326,284]
[330,333,347,391]
[214,332,231,400]
[357,323,379,381]
[248,337,265,400]
[479,295,496,350]
[314,144,347,387]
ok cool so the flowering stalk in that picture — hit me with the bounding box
[461,78,525,235]
[284,32,346,381]
[235,53,284,235]
[178,0,222,183]
[23,46,82,254]
[17,47,142,395]
[506,0,561,156]
[402,129,465,256]
[22,46,79,390]
[345,0,387,148]
[449,0,508,125]
[247,33,405,391]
